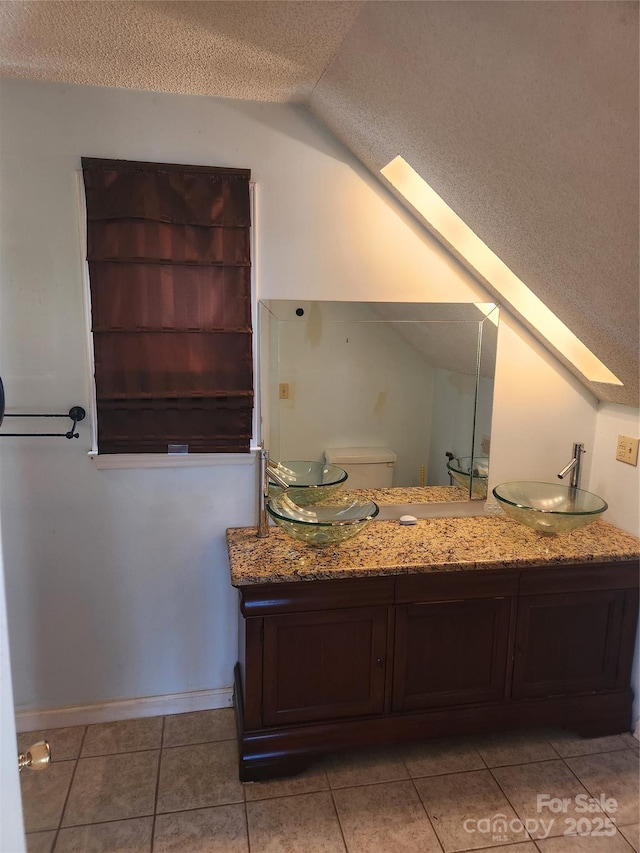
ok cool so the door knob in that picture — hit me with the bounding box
[18,740,51,772]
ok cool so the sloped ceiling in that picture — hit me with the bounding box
[0,0,637,404]
[311,1,639,406]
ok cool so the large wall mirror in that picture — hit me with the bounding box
[259,301,499,501]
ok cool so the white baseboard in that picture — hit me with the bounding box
[15,686,234,733]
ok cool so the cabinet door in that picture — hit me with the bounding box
[512,590,626,699]
[262,606,388,726]
[392,597,512,711]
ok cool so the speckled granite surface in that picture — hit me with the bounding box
[227,516,640,586]
[341,485,469,504]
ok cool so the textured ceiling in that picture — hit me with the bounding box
[0,1,363,101]
[0,0,637,404]
[311,1,639,406]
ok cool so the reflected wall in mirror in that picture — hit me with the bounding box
[259,301,499,500]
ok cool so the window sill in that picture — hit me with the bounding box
[89,450,258,470]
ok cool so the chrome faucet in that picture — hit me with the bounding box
[257,446,290,538]
[557,442,585,490]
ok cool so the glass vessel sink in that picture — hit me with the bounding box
[267,492,379,546]
[493,481,608,535]
[447,456,489,499]
[268,460,348,506]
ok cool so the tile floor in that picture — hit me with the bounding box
[18,709,640,853]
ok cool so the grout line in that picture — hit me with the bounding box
[617,826,640,853]
[409,760,545,780]
[244,797,252,853]
[559,754,601,796]
[475,744,490,771]
[543,736,563,760]
[558,753,630,832]
[241,726,251,853]
[486,764,535,846]
[52,724,88,848]
[410,778,447,853]
[150,716,166,853]
[328,787,350,853]
[400,750,446,853]
[549,746,630,761]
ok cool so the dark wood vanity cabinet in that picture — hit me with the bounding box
[393,597,513,711]
[391,571,517,712]
[262,605,388,726]
[234,562,638,781]
[512,590,629,699]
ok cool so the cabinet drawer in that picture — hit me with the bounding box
[240,577,394,616]
[519,562,639,596]
[262,606,388,725]
[396,570,519,603]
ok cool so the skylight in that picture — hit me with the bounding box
[381,156,622,386]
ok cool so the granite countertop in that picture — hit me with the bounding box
[227,516,640,586]
[342,485,469,504]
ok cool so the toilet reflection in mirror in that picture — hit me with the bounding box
[259,301,499,500]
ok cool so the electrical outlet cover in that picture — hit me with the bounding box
[616,435,639,466]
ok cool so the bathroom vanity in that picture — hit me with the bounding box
[227,516,640,781]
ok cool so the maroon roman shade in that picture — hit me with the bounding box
[82,158,253,453]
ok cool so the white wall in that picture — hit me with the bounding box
[0,78,627,719]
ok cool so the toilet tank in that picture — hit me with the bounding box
[325,447,397,489]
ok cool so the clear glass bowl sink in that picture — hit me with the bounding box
[268,460,348,506]
[493,481,608,535]
[266,492,379,546]
[447,456,489,499]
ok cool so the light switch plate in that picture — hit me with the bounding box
[616,435,639,466]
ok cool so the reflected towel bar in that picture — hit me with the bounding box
[1,407,86,439]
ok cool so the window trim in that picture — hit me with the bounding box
[88,450,258,470]
[75,172,261,468]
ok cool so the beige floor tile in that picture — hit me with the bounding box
[81,717,163,757]
[26,831,56,853]
[61,751,159,826]
[566,750,640,827]
[492,759,602,840]
[156,740,243,813]
[325,746,408,788]
[620,734,639,751]
[474,731,559,767]
[153,804,248,853]
[535,831,636,852]
[333,779,441,853]
[162,708,236,747]
[55,817,153,852]
[619,824,640,852]
[18,727,85,762]
[245,763,329,801]
[21,760,75,832]
[246,790,346,853]
[481,845,537,852]
[548,733,629,759]
[400,737,485,778]
[414,769,529,851]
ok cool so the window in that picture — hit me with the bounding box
[82,158,253,454]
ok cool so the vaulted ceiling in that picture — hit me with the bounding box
[0,1,637,405]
